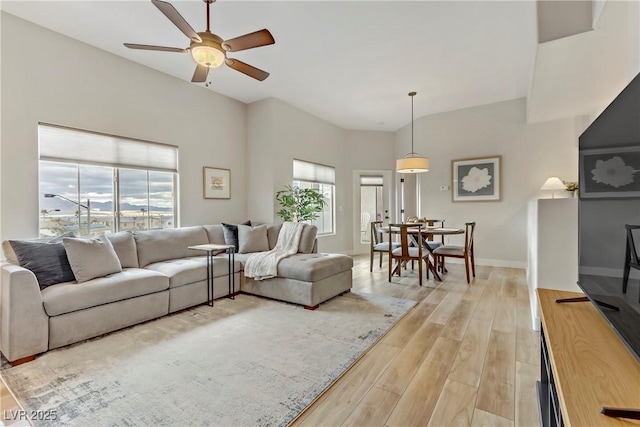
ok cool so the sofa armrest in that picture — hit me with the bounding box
[1,263,49,362]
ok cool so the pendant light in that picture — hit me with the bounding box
[396,91,429,173]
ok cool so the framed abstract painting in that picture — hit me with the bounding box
[580,146,640,198]
[452,156,501,202]
[203,166,231,199]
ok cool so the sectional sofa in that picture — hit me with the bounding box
[0,223,353,364]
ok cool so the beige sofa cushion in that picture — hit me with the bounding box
[267,224,283,250]
[134,226,209,267]
[265,223,316,253]
[203,224,226,245]
[298,224,318,254]
[276,253,353,282]
[238,224,269,254]
[2,240,18,264]
[63,237,122,283]
[145,256,241,288]
[105,231,139,268]
[41,268,169,316]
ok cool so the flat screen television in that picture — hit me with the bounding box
[578,72,640,362]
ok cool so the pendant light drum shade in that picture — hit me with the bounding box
[396,156,429,173]
[396,91,429,174]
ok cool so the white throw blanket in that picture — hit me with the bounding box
[244,221,305,280]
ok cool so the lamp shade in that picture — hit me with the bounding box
[540,176,566,191]
[396,156,429,173]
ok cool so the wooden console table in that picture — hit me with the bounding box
[537,289,640,426]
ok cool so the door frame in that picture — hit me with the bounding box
[352,170,393,255]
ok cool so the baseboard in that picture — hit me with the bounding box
[442,257,526,269]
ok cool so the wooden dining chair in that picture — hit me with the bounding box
[623,224,640,301]
[370,221,400,272]
[424,219,446,246]
[388,223,430,286]
[432,222,476,284]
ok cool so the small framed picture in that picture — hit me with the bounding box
[452,156,501,202]
[580,146,640,198]
[203,166,230,199]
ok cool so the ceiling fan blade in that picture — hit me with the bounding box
[191,65,209,83]
[151,0,202,43]
[223,29,275,52]
[124,43,187,53]
[225,58,270,81]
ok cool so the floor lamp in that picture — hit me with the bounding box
[396,91,429,222]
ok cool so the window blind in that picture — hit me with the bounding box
[293,159,335,185]
[39,123,178,173]
[360,176,383,186]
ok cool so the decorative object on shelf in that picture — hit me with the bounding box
[203,166,230,199]
[564,181,579,197]
[275,185,325,222]
[540,176,566,199]
[579,146,640,198]
[396,92,429,174]
[452,156,501,202]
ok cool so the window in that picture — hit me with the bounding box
[38,124,177,237]
[293,159,335,235]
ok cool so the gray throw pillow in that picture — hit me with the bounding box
[222,220,252,253]
[105,231,139,268]
[238,224,270,254]
[9,240,76,288]
[298,224,318,254]
[63,237,122,283]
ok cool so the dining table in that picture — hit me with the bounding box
[380,224,464,281]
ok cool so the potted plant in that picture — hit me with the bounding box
[275,185,325,222]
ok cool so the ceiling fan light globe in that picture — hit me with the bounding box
[191,45,225,68]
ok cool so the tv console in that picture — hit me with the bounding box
[537,289,640,426]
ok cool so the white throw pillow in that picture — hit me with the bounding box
[237,224,270,254]
[63,236,123,283]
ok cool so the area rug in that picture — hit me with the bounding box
[1,291,415,427]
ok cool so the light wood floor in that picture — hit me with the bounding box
[291,255,541,427]
[0,375,30,426]
[0,255,540,427]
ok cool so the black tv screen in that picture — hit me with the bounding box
[578,72,640,362]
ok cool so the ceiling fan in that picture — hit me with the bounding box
[124,0,275,83]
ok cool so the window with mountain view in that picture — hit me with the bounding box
[38,124,178,237]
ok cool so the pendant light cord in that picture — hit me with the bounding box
[409,91,417,155]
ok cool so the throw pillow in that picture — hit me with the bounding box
[105,231,139,268]
[298,224,318,254]
[238,224,270,254]
[222,220,252,253]
[63,236,123,283]
[9,240,76,288]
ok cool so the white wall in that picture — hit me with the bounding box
[527,198,580,330]
[247,99,396,254]
[247,98,348,253]
[0,12,248,241]
[396,98,581,267]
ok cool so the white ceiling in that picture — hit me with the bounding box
[1,1,538,131]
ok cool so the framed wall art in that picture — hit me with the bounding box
[203,166,230,199]
[580,146,640,198]
[452,156,501,202]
